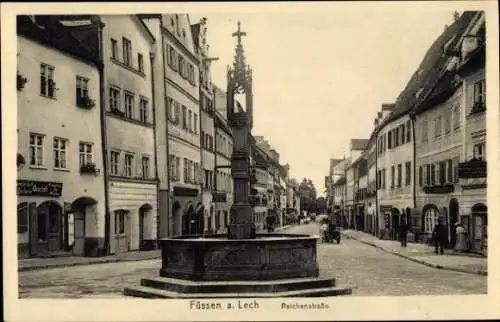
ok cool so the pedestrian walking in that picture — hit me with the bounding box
[399,220,409,247]
[432,218,448,255]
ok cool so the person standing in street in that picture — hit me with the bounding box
[454,222,468,252]
[432,218,448,255]
[399,220,409,247]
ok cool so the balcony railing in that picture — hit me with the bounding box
[458,160,487,179]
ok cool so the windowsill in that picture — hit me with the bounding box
[53,168,70,172]
[40,94,57,100]
[110,58,146,78]
[29,165,48,170]
[106,111,154,127]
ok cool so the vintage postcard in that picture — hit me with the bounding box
[2,1,499,321]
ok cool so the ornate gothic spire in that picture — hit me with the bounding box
[231,21,248,93]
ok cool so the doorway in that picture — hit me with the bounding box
[36,201,64,254]
[114,210,129,253]
[139,204,152,250]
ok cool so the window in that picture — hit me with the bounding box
[138,53,144,72]
[194,162,199,184]
[183,158,188,183]
[76,76,89,104]
[178,55,185,78]
[439,161,446,184]
[430,164,436,185]
[182,105,188,130]
[425,164,431,186]
[79,142,93,166]
[473,142,486,161]
[401,124,406,144]
[397,164,402,187]
[114,211,126,234]
[122,37,132,66]
[29,133,44,166]
[444,113,451,134]
[406,120,411,142]
[109,87,121,111]
[40,63,55,98]
[110,151,120,175]
[193,114,198,134]
[421,119,428,142]
[169,155,176,180]
[17,203,28,234]
[424,208,439,233]
[391,166,395,189]
[142,156,150,178]
[388,131,392,149]
[167,97,174,122]
[188,110,192,132]
[418,166,423,186]
[473,79,485,105]
[139,99,148,123]
[405,161,411,186]
[434,116,442,138]
[169,46,177,71]
[453,157,460,183]
[124,92,134,118]
[394,128,400,146]
[453,105,461,130]
[111,38,118,59]
[447,159,453,183]
[174,102,180,125]
[124,153,134,177]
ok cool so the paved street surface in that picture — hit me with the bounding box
[18,223,486,298]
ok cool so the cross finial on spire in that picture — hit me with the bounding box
[232,21,247,45]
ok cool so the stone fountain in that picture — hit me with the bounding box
[123,22,352,299]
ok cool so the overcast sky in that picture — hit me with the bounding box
[192,8,459,195]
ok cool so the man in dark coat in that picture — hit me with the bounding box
[399,220,410,247]
[432,218,448,255]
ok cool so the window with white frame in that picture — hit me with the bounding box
[29,133,44,166]
[183,158,188,183]
[182,106,188,130]
[473,79,485,105]
[421,119,428,142]
[473,142,486,161]
[453,104,461,130]
[53,138,68,169]
[193,114,198,134]
[424,207,439,233]
[124,92,134,118]
[139,98,148,123]
[79,142,93,166]
[109,87,120,111]
[434,115,442,138]
[169,155,176,180]
[111,38,118,60]
[188,110,192,132]
[124,153,134,177]
[122,37,132,66]
[174,102,180,125]
[175,157,180,181]
[76,76,89,104]
[447,159,453,184]
[40,63,55,98]
[167,97,174,122]
[138,53,144,73]
[141,156,150,178]
[110,151,120,175]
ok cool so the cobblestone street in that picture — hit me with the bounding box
[18,223,486,298]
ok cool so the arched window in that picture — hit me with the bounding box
[424,206,439,233]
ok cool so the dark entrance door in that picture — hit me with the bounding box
[37,201,63,254]
[139,211,145,250]
[391,213,400,241]
[449,199,459,247]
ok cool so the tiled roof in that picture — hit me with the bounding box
[351,139,369,151]
[364,11,478,148]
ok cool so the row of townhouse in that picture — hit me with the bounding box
[325,11,487,255]
[16,14,296,259]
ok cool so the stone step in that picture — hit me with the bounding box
[123,285,352,299]
[140,276,336,294]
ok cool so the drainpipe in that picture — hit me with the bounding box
[149,48,159,248]
[410,112,417,209]
[212,87,217,231]
[375,134,379,238]
[94,17,111,256]
[198,60,203,212]
[157,18,171,238]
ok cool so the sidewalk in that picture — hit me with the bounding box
[341,229,487,276]
[19,225,294,272]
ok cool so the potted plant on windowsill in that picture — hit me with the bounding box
[77,95,96,109]
[80,163,98,175]
[17,73,28,91]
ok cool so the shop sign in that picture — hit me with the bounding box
[17,180,63,197]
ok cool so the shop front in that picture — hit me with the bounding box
[170,186,201,237]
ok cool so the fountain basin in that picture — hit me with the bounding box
[159,233,319,281]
